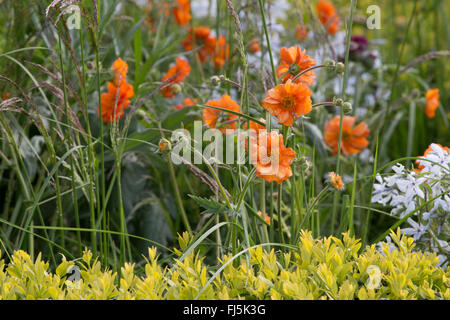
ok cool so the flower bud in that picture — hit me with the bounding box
[136,109,147,120]
[159,138,172,153]
[170,83,182,95]
[342,102,352,114]
[324,59,336,70]
[335,62,345,74]
[86,61,97,74]
[333,97,344,107]
[210,75,221,86]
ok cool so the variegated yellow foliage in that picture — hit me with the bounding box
[0,229,448,300]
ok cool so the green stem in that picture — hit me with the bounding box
[57,28,81,255]
[257,0,277,85]
[167,154,192,234]
[92,1,104,256]
[79,11,100,262]
[332,0,357,236]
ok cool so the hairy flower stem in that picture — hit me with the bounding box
[225,0,252,256]
[167,150,192,235]
[257,0,278,243]
[332,0,357,236]
[291,64,327,82]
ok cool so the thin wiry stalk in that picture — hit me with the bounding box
[57,26,82,255]
[331,0,357,236]
[78,8,100,263]
[92,0,104,257]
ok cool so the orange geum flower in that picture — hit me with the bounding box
[99,81,135,122]
[203,94,240,134]
[213,35,230,69]
[262,79,312,127]
[161,57,191,98]
[324,116,370,156]
[182,27,216,62]
[276,46,316,86]
[242,118,266,150]
[316,0,341,35]
[173,97,197,110]
[173,0,191,26]
[98,58,134,122]
[425,88,440,119]
[245,118,266,133]
[248,38,261,53]
[111,58,129,87]
[296,24,308,42]
[328,172,344,190]
[249,131,295,184]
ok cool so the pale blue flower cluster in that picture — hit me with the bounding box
[372,144,449,265]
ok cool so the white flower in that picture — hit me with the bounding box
[402,218,428,241]
[371,151,449,259]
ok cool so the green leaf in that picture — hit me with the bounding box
[188,195,227,215]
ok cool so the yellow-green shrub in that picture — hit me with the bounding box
[0,229,448,300]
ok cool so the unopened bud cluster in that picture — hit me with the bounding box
[324,60,345,74]
[333,96,352,114]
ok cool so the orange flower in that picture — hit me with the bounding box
[262,79,312,126]
[296,24,308,42]
[213,35,229,69]
[415,144,449,172]
[324,116,370,155]
[203,94,240,134]
[249,131,295,184]
[161,57,191,98]
[111,58,129,87]
[248,38,261,53]
[245,118,266,132]
[328,172,344,190]
[317,0,340,35]
[1,92,10,100]
[173,97,197,110]
[173,0,191,26]
[243,118,266,150]
[425,89,440,118]
[99,81,135,122]
[182,27,216,62]
[98,59,134,122]
[276,46,316,86]
[257,211,271,225]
